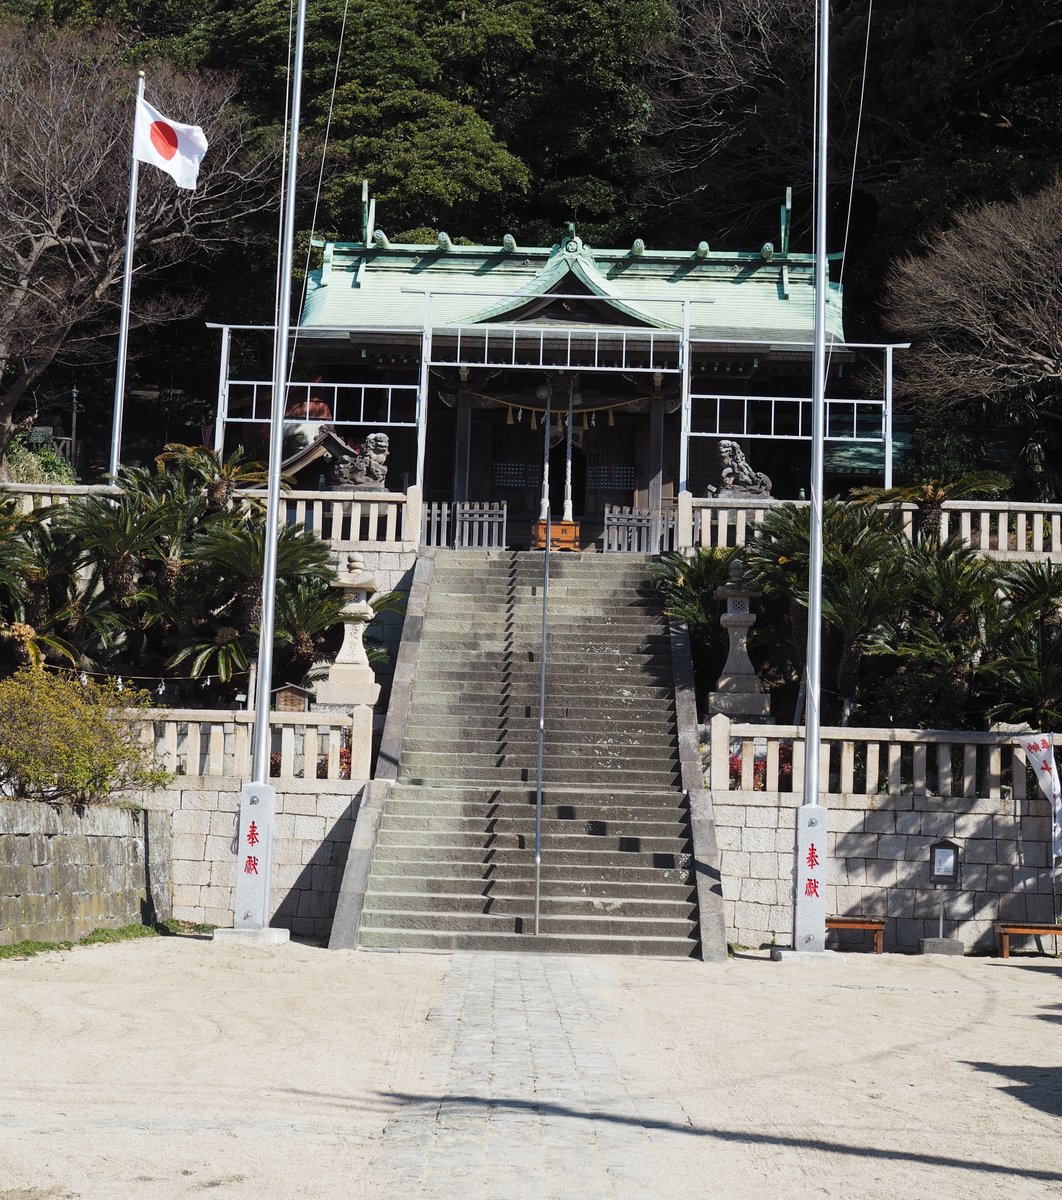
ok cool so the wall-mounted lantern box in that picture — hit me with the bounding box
[922,839,964,955]
[929,838,960,885]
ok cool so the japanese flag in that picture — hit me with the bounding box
[1023,734,1062,862]
[132,96,208,191]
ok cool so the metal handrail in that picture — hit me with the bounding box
[534,509,550,936]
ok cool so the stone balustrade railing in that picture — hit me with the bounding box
[141,708,357,782]
[707,713,1039,802]
[2,482,121,512]
[1,482,421,550]
[678,494,1062,562]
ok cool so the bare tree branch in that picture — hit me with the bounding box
[0,21,278,458]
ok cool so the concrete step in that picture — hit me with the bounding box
[375,824,691,849]
[361,891,697,919]
[358,928,697,957]
[359,908,696,938]
[360,874,696,900]
[379,814,689,839]
[383,800,689,821]
[396,768,681,788]
[385,784,684,803]
[366,858,692,884]
[397,744,679,765]
[371,844,691,869]
[399,733,679,755]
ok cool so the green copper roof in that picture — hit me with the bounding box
[299,233,845,344]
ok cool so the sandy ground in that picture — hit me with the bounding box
[0,939,1059,1199]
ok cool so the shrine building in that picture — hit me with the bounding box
[210,193,901,550]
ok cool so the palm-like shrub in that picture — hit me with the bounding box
[849,472,1010,544]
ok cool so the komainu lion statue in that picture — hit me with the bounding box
[716,439,772,497]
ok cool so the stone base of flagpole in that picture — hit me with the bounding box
[770,948,844,964]
[213,927,290,945]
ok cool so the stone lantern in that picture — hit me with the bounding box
[316,553,380,779]
[707,558,770,720]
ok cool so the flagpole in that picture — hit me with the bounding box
[109,71,145,480]
[790,0,830,954]
[216,0,306,943]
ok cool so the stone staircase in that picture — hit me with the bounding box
[356,550,702,957]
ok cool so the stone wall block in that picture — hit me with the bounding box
[1026,893,1057,923]
[919,812,955,837]
[739,878,777,904]
[171,859,209,888]
[209,860,235,888]
[836,833,878,859]
[204,834,236,860]
[954,814,994,839]
[902,835,933,862]
[181,789,220,813]
[858,888,888,917]
[209,810,238,838]
[895,812,921,835]
[316,794,357,820]
[863,810,895,834]
[293,815,327,842]
[964,839,997,865]
[279,793,318,817]
[1021,816,1051,841]
[895,859,931,888]
[747,852,778,880]
[715,826,741,851]
[886,889,915,918]
[308,840,333,867]
[877,834,908,860]
[744,807,777,829]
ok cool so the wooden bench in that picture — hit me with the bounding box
[826,917,886,954]
[994,922,1062,959]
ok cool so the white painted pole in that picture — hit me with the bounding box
[679,300,691,494]
[792,0,831,954]
[883,344,894,488]
[213,325,231,454]
[222,0,307,940]
[415,291,432,492]
[109,71,145,480]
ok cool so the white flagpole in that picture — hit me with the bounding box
[791,0,830,954]
[215,0,306,944]
[108,71,145,480]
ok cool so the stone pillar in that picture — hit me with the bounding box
[708,558,770,719]
[316,554,381,780]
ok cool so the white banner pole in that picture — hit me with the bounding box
[108,71,145,480]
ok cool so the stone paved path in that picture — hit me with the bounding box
[364,954,693,1197]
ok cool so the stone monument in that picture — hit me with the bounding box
[707,558,771,719]
[316,553,380,779]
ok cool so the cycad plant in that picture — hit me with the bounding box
[849,472,1010,544]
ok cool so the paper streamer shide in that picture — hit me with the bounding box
[1023,733,1062,862]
